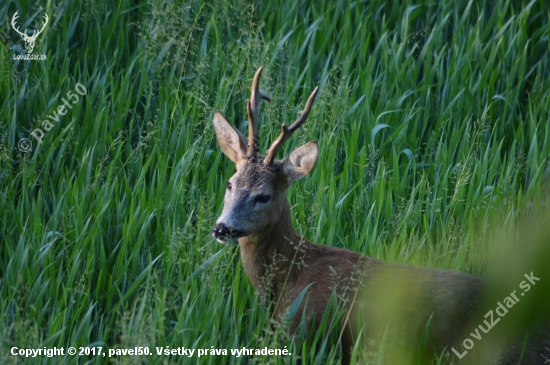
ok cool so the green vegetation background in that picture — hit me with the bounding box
[1,0,549,363]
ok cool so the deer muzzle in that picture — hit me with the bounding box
[212,223,243,243]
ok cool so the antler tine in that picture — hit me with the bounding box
[264,86,319,167]
[11,11,26,37]
[246,66,271,160]
[34,13,49,37]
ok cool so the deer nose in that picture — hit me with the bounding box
[212,223,230,238]
[212,223,242,242]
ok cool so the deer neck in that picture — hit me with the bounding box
[238,198,304,295]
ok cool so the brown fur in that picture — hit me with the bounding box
[234,172,485,363]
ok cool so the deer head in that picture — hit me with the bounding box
[212,67,319,243]
[11,11,49,54]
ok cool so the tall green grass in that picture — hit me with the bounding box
[0,0,549,363]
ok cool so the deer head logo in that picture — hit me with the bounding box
[11,11,49,54]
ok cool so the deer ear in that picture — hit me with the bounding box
[213,112,248,163]
[282,141,319,183]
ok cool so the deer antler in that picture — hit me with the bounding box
[246,67,271,161]
[11,12,26,38]
[263,86,319,167]
[32,13,49,39]
[11,12,48,40]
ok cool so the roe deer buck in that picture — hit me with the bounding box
[211,67,548,364]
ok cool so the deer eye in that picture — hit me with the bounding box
[254,195,271,204]
[227,182,232,190]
